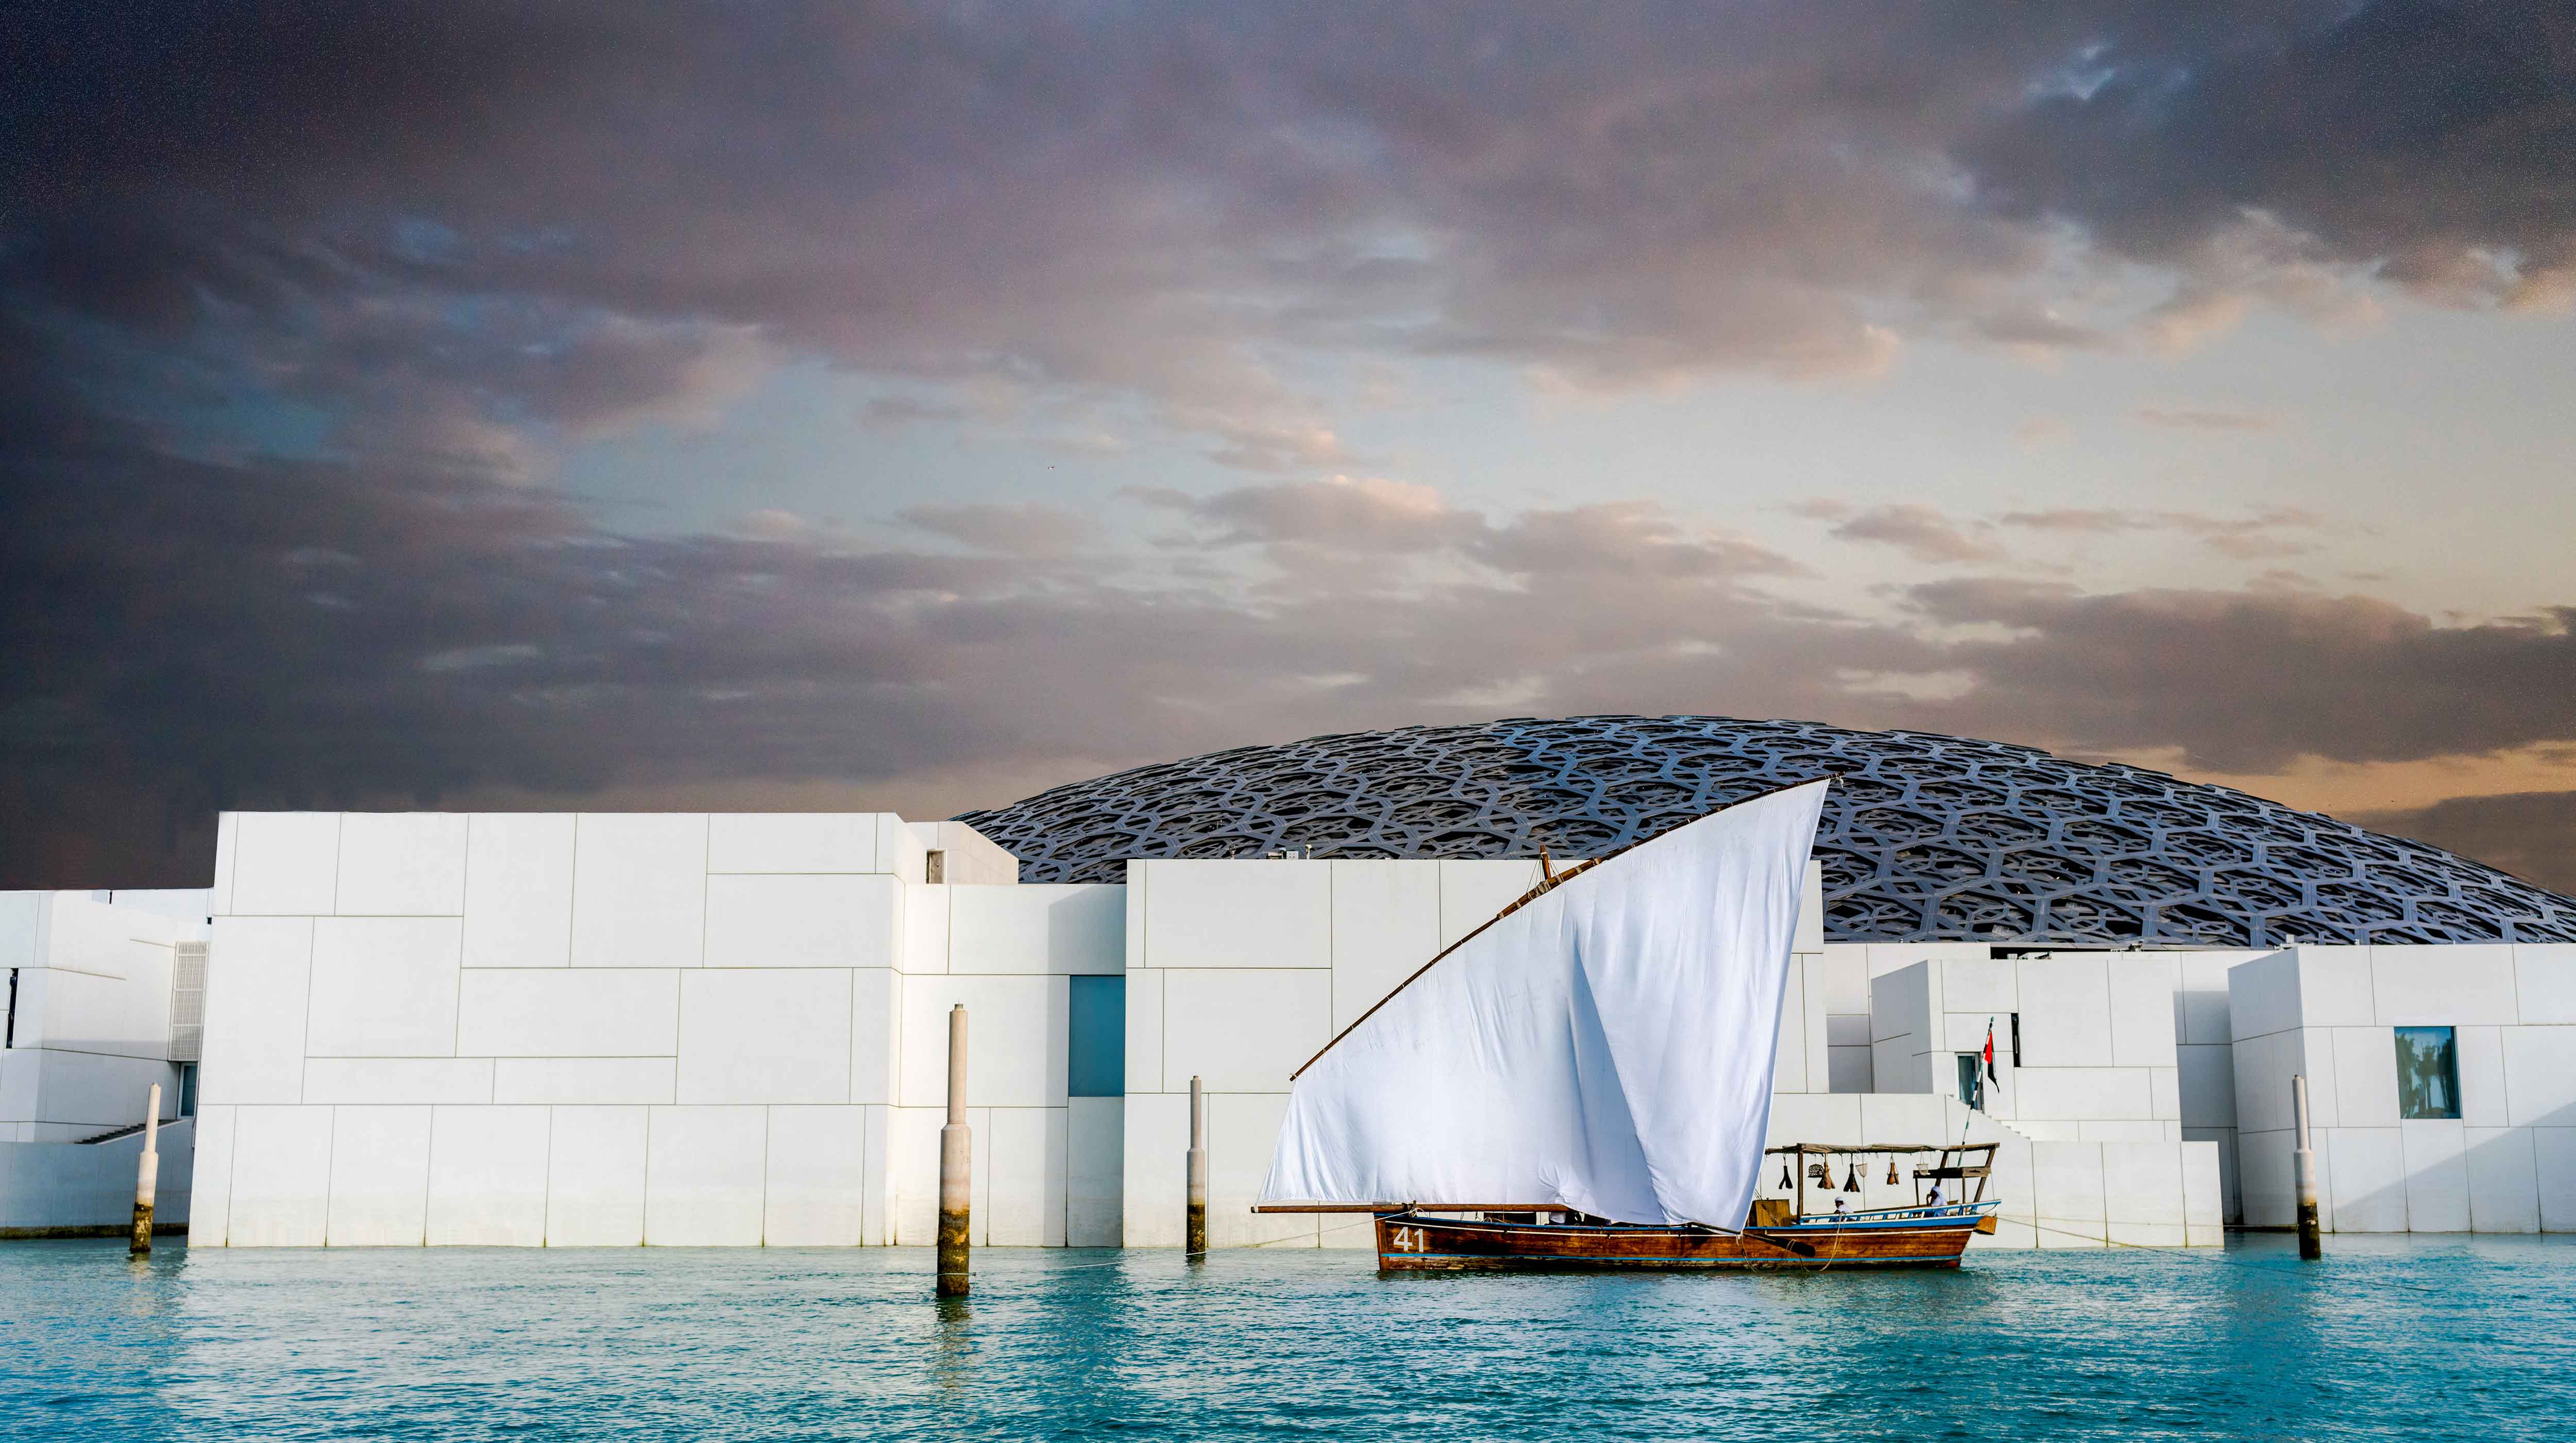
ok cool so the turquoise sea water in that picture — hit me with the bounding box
[5,1235,2571,1440]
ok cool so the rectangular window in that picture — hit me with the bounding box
[1067,975,1125,1098]
[178,1063,198,1118]
[2394,1026,2461,1119]
[2009,1012,2022,1068]
[1955,1052,1984,1112]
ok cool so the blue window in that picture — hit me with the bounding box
[1955,1052,1984,1112]
[2394,1026,2461,1119]
[1068,976,1125,1097]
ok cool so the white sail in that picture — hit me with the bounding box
[1261,778,1827,1228]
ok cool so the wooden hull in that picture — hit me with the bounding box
[1374,1204,1994,1272]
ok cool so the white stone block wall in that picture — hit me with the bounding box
[2230,943,2576,1233]
[1864,952,2222,1246]
[0,892,191,1144]
[191,810,1122,1248]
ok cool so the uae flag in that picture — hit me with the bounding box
[1984,1020,1998,1083]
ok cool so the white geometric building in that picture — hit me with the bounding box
[159,804,2574,1249]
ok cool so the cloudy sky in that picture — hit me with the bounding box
[5,1,2573,891]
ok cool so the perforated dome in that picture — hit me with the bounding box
[957,716,2575,946]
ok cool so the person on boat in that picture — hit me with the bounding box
[1831,1196,1849,1215]
[1925,1179,1944,1210]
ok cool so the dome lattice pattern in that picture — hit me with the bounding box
[958,716,2576,946]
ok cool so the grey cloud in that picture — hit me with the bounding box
[2356,791,2576,896]
[2136,408,2275,431]
[900,501,1100,557]
[12,1,2569,476]
[1903,581,2576,774]
[1827,504,2012,565]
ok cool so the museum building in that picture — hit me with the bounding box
[8,716,2573,1246]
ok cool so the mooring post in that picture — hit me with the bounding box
[937,1004,971,1297]
[1185,1075,1208,1259]
[129,1083,162,1256]
[2292,1072,2321,1260]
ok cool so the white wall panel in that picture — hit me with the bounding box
[1067,1097,1123,1247]
[2224,949,2302,1042]
[763,1105,867,1246]
[2329,1027,2400,1129]
[2030,1142,2106,1248]
[1163,969,1332,1094]
[304,1058,493,1105]
[2238,1127,2293,1228]
[1437,861,1544,949]
[1767,1090,1862,1146]
[545,1105,648,1246]
[2327,1127,2409,1232]
[986,1106,1068,1246]
[951,885,1122,976]
[229,813,342,916]
[2177,1043,2236,1128]
[569,814,708,970]
[305,917,462,1058]
[335,814,468,917]
[2502,1027,2576,1128]
[849,968,900,1106]
[2514,945,2576,1024]
[461,814,577,968]
[884,1105,944,1245]
[493,1058,675,1105]
[1820,946,1870,1017]
[1327,861,1440,1034]
[677,969,852,1105]
[2012,1068,2151,1121]
[2374,944,2516,1026]
[2108,955,2180,1068]
[211,813,240,915]
[188,1103,236,1245]
[1143,861,1329,970]
[457,969,679,1058]
[707,813,876,874]
[1124,969,1164,1096]
[1120,1090,1188,1246]
[426,1105,549,1246]
[905,883,951,974]
[1940,958,2016,1014]
[1795,860,1824,953]
[2175,953,2244,1045]
[2182,1140,2225,1245]
[704,874,896,969]
[2295,946,2377,1027]
[326,1105,432,1246]
[228,1104,334,1246]
[2100,1142,2185,1247]
[2149,1067,2180,1121]
[2534,1128,2576,1231]
[201,918,314,1105]
[2398,1119,2471,1232]
[899,974,1064,1109]
[2016,957,2111,1069]
[1207,1090,1311,1248]
[2456,1026,2509,1128]
[2464,1127,2539,1234]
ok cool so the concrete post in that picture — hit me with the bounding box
[1185,1075,1208,1259]
[2292,1073,2321,1260]
[937,1004,971,1297]
[129,1083,162,1256]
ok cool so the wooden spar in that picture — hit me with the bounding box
[1285,774,1843,1081]
[1255,1202,1560,1213]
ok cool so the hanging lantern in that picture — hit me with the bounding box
[1778,1163,1794,1191]
[1842,1160,1862,1193]
[1807,1160,1831,1184]
[1885,1157,1901,1187]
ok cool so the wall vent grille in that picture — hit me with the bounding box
[168,940,208,1062]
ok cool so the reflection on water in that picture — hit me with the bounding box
[5,1235,2574,1439]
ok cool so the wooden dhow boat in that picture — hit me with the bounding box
[1256,779,2002,1272]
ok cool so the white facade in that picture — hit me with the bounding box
[173,807,2576,1247]
[2230,944,2576,1234]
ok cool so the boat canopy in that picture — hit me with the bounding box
[1260,779,1829,1228]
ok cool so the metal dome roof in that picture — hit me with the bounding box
[956,715,2576,946]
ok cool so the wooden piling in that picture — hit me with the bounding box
[129,1083,161,1256]
[1185,1075,1208,1258]
[937,1004,971,1297]
[2292,1073,2321,1260]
